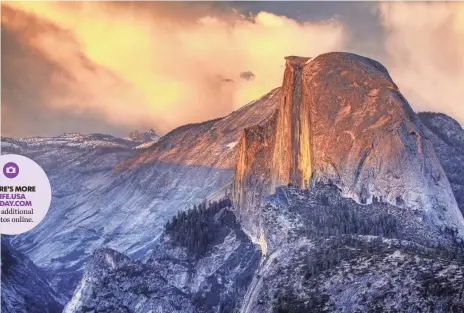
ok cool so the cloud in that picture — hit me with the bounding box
[240,71,256,81]
[1,16,137,137]
[1,2,346,136]
[378,2,464,124]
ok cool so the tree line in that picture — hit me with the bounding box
[165,198,233,256]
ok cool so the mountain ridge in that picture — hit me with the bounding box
[1,86,281,298]
[2,52,464,312]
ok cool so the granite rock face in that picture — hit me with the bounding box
[62,247,192,313]
[63,208,260,313]
[272,56,313,190]
[418,112,464,215]
[233,52,464,243]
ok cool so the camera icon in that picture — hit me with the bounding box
[3,162,19,179]
[5,166,16,174]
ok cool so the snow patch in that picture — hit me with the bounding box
[134,140,158,150]
[226,141,238,150]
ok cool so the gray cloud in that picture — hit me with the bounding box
[240,71,256,81]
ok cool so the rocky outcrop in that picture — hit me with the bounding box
[233,52,464,242]
[63,208,260,313]
[233,57,312,242]
[63,248,192,313]
[239,187,464,313]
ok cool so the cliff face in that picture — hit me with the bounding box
[233,52,464,242]
[272,56,313,189]
[419,112,464,214]
[233,57,312,241]
[233,117,277,242]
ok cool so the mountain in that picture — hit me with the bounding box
[1,88,280,298]
[124,129,161,150]
[2,132,139,151]
[3,52,464,312]
[418,112,464,214]
[233,53,463,245]
[125,129,160,142]
[62,52,464,313]
[1,133,139,296]
[1,238,65,313]
[118,87,281,170]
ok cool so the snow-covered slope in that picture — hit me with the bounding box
[1,89,280,298]
[1,133,139,296]
[2,133,138,151]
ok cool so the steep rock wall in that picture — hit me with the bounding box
[233,114,278,243]
[272,56,313,189]
[233,52,464,242]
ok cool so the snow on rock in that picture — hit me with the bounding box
[239,186,464,313]
[134,140,158,150]
[1,87,280,299]
[226,141,238,150]
[64,208,260,313]
[124,129,160,143]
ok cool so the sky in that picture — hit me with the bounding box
[2,1,464,137]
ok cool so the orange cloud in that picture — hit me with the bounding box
[378,2,464,124]
[2,2,346,133]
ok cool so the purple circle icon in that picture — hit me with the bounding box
[3,162,19,179]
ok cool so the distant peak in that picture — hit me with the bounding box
[126,128,160,142]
